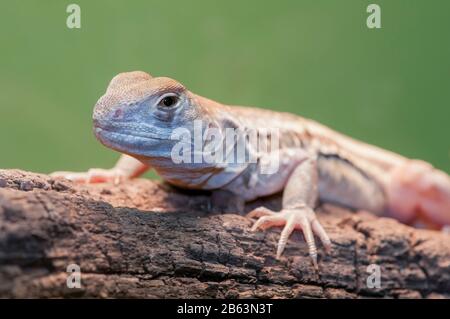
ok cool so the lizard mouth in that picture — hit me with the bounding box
[93,124,171,156]
[94,125,167,142]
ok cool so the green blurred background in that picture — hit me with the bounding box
[0,0,449,176]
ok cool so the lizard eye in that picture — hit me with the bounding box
[158,94,179,108]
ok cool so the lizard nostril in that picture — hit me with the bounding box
[113,108,123,119]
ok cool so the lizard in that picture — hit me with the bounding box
[51,71,450,268]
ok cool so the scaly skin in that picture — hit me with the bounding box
[52,71,450,269]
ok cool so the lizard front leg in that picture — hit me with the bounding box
[51,154,149,184]
[248,157,331,268]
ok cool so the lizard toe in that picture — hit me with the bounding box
[50,168,128,184]
[246,206,276,218]
[249,206,331,269]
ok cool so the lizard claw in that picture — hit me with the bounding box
[247,206,331,269]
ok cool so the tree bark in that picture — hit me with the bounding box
[0,169,449,298]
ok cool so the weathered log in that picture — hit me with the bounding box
[0,169,449,298]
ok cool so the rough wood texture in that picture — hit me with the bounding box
[0,169,449,298]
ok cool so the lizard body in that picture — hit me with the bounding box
[52,71,450,268]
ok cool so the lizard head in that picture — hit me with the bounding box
[92,71,213,161]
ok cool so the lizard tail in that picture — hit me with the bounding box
[386,159,450,229]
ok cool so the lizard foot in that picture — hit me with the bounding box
[50,168,128,184]
[247,206,331,269]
